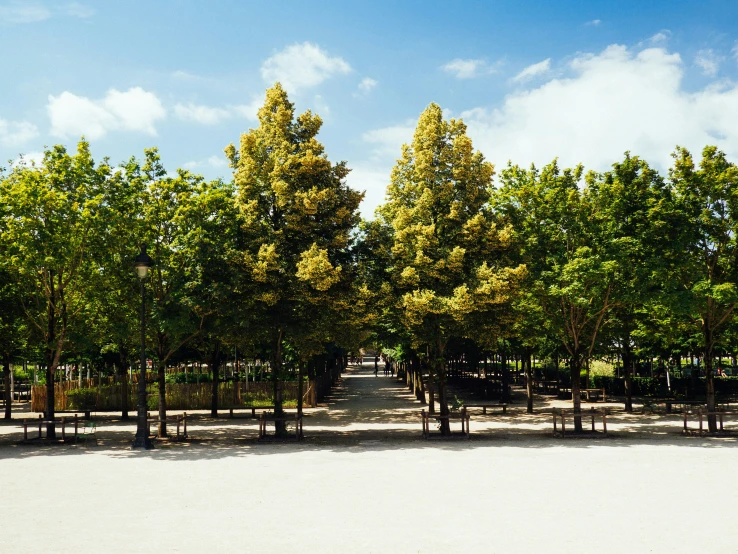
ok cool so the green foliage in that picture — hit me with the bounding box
[67,388,98,410]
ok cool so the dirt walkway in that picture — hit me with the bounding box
[2,363,738,553]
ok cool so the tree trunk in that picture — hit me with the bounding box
[427,359,435,415]
[623,343,633,413]
[435,338,450,435]
[525,348,533,413]
[157,360,167,437]
[703,324,717,432]
[44,277,58,439]
[118,347,129,420]
[501,352,510,403]
[272,329,286,436]
[3,354,11,420]
[297,360,304,419]
[571,355,583,432]
[210,342,221,418]
[413,356,425,403]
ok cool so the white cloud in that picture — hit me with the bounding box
[182,155,229,170]
[230,99,261,121]
[0,119,38,146]
[174,99,261,125]
[261,42,351,92]
[345,164,390,219]
[172,70,200,80]
[695,49,721,76]
[174,102,230,125]
[357,77,378,95]
[455,43,738,177]
[649,31,671,44]
[362,122,415,159]
[348,122,415,217]
[0,2,93,23]
[312,94,330,117]
[585,19,601,26]
[512,58,551,83]
[47,87,166,140]
[442,58,501,79]
[0,3,51,23]
[63,3,94,18]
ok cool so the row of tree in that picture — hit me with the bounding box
[2,83,737,435]
[366,103,738,432]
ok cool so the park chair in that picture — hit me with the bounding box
[78,420,97,445]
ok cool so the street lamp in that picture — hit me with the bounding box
[132,245,154,449]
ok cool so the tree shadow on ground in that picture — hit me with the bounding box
[2,365,737,460]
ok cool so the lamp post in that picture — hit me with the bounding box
[132,245,154,449]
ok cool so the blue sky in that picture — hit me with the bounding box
[2,0,738,216]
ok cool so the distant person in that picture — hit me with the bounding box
[374,356,379,377]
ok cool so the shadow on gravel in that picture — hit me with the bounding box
[2,364,737,460]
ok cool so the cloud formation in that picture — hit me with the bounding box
[459,44,738,174]
[357,42,738,217]
[173,100,261,124]
[0,118,38,146]
[441,58,499,79]
[174,103,230,125]
[47,87,166,139]
[512,58,551,83]
[183,155,229,170]
[0,2,93,23]
[261,42,351,92]
[0,3,50,23]
[694,48,720,76]
[356,77,378,95]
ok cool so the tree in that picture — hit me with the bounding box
[669,146,738,432]
[587,153,666,412]
[134,149,212,436]
[0,266,28,419]
[499,161,616,431]
[227,83,362,434]
[379,103,524,433]
[0,142,106,437]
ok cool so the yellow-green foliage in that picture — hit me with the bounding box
[589,359,615,377]
[380,103,526,355]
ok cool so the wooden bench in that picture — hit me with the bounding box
[236,406,277,418]
[421,408,470,439]
[580,388,607,402]
[642,399,705,414]
[462,403,507,414]
[552,408,608,437]
[682,408,738,435]
[534,380,559,394]
[258,411,303,440]
[147,412,188,440]
[44,409,91,420]
[21,414,83,442]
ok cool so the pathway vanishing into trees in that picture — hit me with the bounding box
[307,360,424,441]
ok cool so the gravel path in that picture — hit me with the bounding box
[1,362,737,553]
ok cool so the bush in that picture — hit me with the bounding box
[67,388,97,410]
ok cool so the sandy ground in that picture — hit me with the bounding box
[1,363,738,553]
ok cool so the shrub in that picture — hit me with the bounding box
[67,388,97,410]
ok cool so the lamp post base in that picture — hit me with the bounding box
[131,435,154,449]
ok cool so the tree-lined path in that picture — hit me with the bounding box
[307,360,425,442]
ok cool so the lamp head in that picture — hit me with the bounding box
[134,245,154,279]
